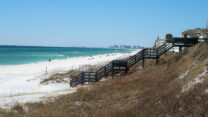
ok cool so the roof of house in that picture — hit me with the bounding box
[182,28,208,37]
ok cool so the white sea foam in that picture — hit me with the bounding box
[0,50,140,108]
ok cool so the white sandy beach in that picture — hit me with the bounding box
[0,50,140,108]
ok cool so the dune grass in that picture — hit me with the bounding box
[40,64,103,85]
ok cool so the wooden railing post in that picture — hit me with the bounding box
[179,46,182,53]
[70,80,72,87]
[81,72,84,85]
[172,39,175,46]
[142,49,145,69]
[112,62,114,78]
[125,61,128,74]
[104,66,107,76]
[95,72,98,81]
[156,48,159,65]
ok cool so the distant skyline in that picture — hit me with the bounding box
[0,0,208,47]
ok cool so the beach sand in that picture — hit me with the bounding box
[0,50,140,108]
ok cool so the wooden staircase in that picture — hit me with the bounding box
[70,38,198,87]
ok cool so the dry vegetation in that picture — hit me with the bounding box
[1,42,208,117]
[40,65,103,84]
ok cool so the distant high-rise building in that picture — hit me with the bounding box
[207,20,208,29]
[109,44,144,49]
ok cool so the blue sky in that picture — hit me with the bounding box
[0,0,208,47]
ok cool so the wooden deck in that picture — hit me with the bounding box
[70,38,199,87]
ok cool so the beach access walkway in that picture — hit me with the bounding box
[70,37,199,87]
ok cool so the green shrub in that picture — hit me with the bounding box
[166,33,173,43]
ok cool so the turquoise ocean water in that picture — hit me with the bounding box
[0,46,132,66]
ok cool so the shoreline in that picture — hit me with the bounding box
[0,50,140,108]
[0,48,135,66]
